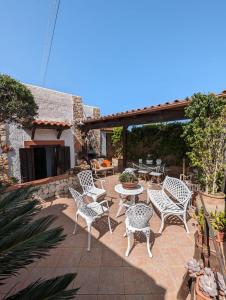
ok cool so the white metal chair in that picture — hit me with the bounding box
[147,176,193,233]
[69,187,112,251]
[77,170,106,202]
[124,203,153,257]
[156,158,162,166]
[149,163,166,184]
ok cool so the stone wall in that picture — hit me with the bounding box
[73,96,84,158]
[0,123,9,182]
[34,175,79,200]
[2,174,79,201]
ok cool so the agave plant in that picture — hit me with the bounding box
[0,188,78,299]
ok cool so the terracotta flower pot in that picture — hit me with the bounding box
[121,181,138,189]
[197,192,225,213]
[195,278,212,300]
[216,231,225,243]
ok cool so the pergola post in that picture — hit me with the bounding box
[122,125,128,169]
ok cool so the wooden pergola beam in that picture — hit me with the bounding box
[83,107,187,130]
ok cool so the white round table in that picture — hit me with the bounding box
[114,183,144,217]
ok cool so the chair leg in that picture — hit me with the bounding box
[183,213,189,233]
[107,215,112,233]
[125,230,133,257]
[73,212,79,234]
[145,230,153,258]
[159,214,166,234]
[116,200,124,217]
[87,222,92,251]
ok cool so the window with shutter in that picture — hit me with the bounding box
[56,146,71,175]
[19,148,35,182]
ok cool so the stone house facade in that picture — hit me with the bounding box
[0,84,101,184]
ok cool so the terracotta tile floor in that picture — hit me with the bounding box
[2,175,196,299]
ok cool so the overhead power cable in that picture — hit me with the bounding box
[41,0,60,86]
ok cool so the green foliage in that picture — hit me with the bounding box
[194,207,205,231]
[0,188,78,299]
[127,123,187,164]
[111,127,123,158]
[210,211,226,232]
[0,74,38,123]
[183,93,226,194]
[119,171,138,183]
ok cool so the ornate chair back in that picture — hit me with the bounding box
[163,176,192,209]
[126,203,153,229]
[69,187,86,209]
[78,170,94,194]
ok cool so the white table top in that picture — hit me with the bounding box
[114,183,144,196]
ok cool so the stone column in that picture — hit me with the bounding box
[72,96,84,163]
[92,107,101,156]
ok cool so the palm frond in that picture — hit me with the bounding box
[0,215,66,282]
[0,200,40,238]
[4,273,78,300]
[0,188,38,213]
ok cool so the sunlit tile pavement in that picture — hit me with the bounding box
[2,174,196,299]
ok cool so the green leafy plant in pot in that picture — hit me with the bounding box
[210,211,226,243]
[119,171,138,189]
[183,93,226,212]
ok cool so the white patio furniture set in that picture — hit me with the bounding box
[132,159,166,183]
[69,170,192,257]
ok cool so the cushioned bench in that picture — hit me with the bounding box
[147,176,192,233]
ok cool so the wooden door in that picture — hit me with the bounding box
[19,148,35,182]
[56,146,70,175]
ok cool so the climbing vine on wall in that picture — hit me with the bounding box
[111,123,188,164]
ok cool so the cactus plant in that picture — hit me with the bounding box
[199,268,218,298]
[119,171,138,183]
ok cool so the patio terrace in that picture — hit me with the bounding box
[2,174,196,300]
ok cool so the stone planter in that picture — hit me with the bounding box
[121,181,138,189]
[197,192,225,213]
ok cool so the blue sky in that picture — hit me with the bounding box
[1,0,226,115]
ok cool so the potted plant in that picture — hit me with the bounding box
[196,268,218,300]
[210,211,226,243]
[183,93,226,212]
[119,171,138,189]
[194,208,206,244]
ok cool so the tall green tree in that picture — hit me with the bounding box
[0,74,38,124]
[183,93,226,194]
[0,188,78,299]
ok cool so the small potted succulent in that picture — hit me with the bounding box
[186,258,204,278]
[119,171,138,189]
[186,259,226,300]
[210,211,226,243]
[196,268,218,300]
[216,272,226,298]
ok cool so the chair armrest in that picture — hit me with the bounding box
[98,199,110,210]
[95,179,105,189]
